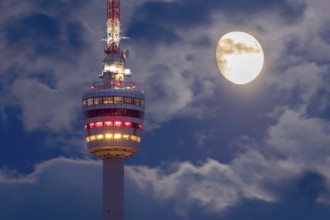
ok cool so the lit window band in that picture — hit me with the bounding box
[84,120,143,130]
[82,96,144,107]
[86,134,141,143]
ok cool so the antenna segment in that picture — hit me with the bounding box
[106,0,121,54]
[101,0,130,81]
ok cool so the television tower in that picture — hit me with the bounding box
[82,0,144,220]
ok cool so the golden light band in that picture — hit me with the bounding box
[86,133,141,143]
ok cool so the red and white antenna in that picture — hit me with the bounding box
[101,0,130,80]
[105,0,121,54]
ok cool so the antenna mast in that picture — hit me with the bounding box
[105,0,121,54]
[100,0,130,81]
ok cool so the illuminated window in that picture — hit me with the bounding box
[87,133,140,142]
[136,99,144,106]
[133,99,139,106]
[87,121,143,128]
[87,98,93,106]
[94,97,102,105]
[105,133,113,139]
[103,97,113,104]
[97,134,104,140]
[104,121,113,127]
[131,135,137,141]
[95,122,103,127]
[114,97,124,104]
[125,97,133,104]
[114,134,122,140]
[84,97,144,107]
[123,134,130,140]
[114,121,122,127]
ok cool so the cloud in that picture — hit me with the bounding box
[0,158,102,220]
[127,21,181,45]
[0,0,326,133]
[127,155,281,215]
[1,133,330,219]
[127,135,330,216]
[0,156,291,218]
[11,78,73,131]
[0,0,97,129]
[127,100,330,215]
[131,0,305,30]
[0,0,329,173]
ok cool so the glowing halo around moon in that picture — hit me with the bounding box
[216,31,264,85]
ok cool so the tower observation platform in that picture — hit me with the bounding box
[81,1,145,220]
[82,79,144,158]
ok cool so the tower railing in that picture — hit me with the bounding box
[83,80,144,93]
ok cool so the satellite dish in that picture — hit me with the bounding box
[122,49,129,60]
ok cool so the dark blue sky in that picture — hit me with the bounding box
[1,0,330,219]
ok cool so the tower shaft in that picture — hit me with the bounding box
[103,157,124,220]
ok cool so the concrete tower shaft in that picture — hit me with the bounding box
[103,158,124,220]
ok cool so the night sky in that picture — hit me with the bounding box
[1,0,330,219]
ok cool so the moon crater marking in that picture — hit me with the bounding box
[216,32,264,85]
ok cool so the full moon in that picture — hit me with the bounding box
[216,31,264,85]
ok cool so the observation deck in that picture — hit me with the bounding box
[82,78,145,159]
